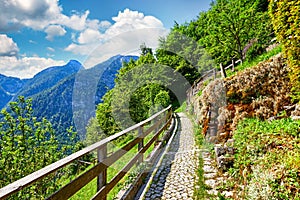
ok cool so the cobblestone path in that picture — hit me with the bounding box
[142,113,199,200]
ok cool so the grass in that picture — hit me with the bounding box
[229,117,300,199]
[193,124,209,199]
[226,45,282,77]
[57,124,164,200]
[175,101,187,113]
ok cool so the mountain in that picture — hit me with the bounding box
[29,55,138,139]
[0,55,138,140]
[14,60,83,99]
[0,74,27,108]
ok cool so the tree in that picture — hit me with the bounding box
[156,31,202,84]
[84,117,105,146]
[269,0,300,102]
[203,0,273,64]
[0,96,80,199]
[140,43,153,56]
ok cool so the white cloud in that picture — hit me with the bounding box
[45,25,66,41]
[0,0,62,31]
[106,9,164,37]
[0,34,65,78]
[47,47,55,52]
[29,40,37,44]
[0,0,111,40]
[59,10,90,31]
[83,28,169,68]
[64,43,97,56]
[0,56,65,78]
[0,34,19,57]
[77,28,103,44]
[65,9,168,62]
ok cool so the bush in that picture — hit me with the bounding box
[231,117,300,199]
[269,0,300,102]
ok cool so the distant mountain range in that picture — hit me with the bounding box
[0,55,138,139]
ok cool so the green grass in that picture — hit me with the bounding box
[175,101,187,113]
[229,117,300,199]
[193,125,208,199]
[57,125,163,200]
[227,45,282,77]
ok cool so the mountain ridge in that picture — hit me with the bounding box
[0,55,138,139]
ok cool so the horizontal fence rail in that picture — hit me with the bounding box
[0,105,173,200]
[187,59,242,105]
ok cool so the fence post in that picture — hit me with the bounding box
[220,63,227,78]
[137,125,144,164]
[231,59,235,72]
[213,68,217,79]
[97,144,107,199]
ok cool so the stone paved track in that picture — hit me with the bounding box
[143,113,199,200]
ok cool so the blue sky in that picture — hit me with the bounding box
[0,0,211,78]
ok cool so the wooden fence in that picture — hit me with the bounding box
[187,59,242,105]
[0,105,173,200]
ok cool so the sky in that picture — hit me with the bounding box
[0,0,211,78]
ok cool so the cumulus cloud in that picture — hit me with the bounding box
[83,28,169,68]
[0,56,65,78]
[107,9,164,36]
[0,0,111,40]
[77,28,103,44]
[65,9,168,60]
[0,34,65,78]
[45,25,66,41]
[0,0,62,31]
[0,34,19,57]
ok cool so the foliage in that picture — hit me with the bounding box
[156,31,206,83]
[170,0,273,67]
[269,0,300,102]
[226,44,282,77]
[84,117,106,146]
[0,96,80,199]
[175,101,187,113]
[212,54,292,140]
[89,49,173,143]
[230,117,300,199]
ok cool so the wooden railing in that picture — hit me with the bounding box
[0,105,173,200]
[187,59,242,105]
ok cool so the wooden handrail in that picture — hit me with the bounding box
[0,105,173,200]
[186,59,242,105]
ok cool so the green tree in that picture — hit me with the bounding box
[0,96,80,199]
[84,117,105,146]
[203,0,272,64]
[269,0,300,102]
[96,90,121,136]
[156,31,202,84]
[92,47,173,133]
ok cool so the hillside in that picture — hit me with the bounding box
[0,75,27,108]
[31,55,138,139]
[15,60,83,99]
[0,55,138,140]
[190,53,300,199]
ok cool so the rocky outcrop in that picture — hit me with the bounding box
[188,53,299,198]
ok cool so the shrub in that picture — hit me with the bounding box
[269,0,300,102]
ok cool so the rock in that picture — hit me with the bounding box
[205,179,217,188]
[222,191,233,198]
[204,173,217,179]
[215,145,235,157]
[203,165,217,173]
[216,155,234,170]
